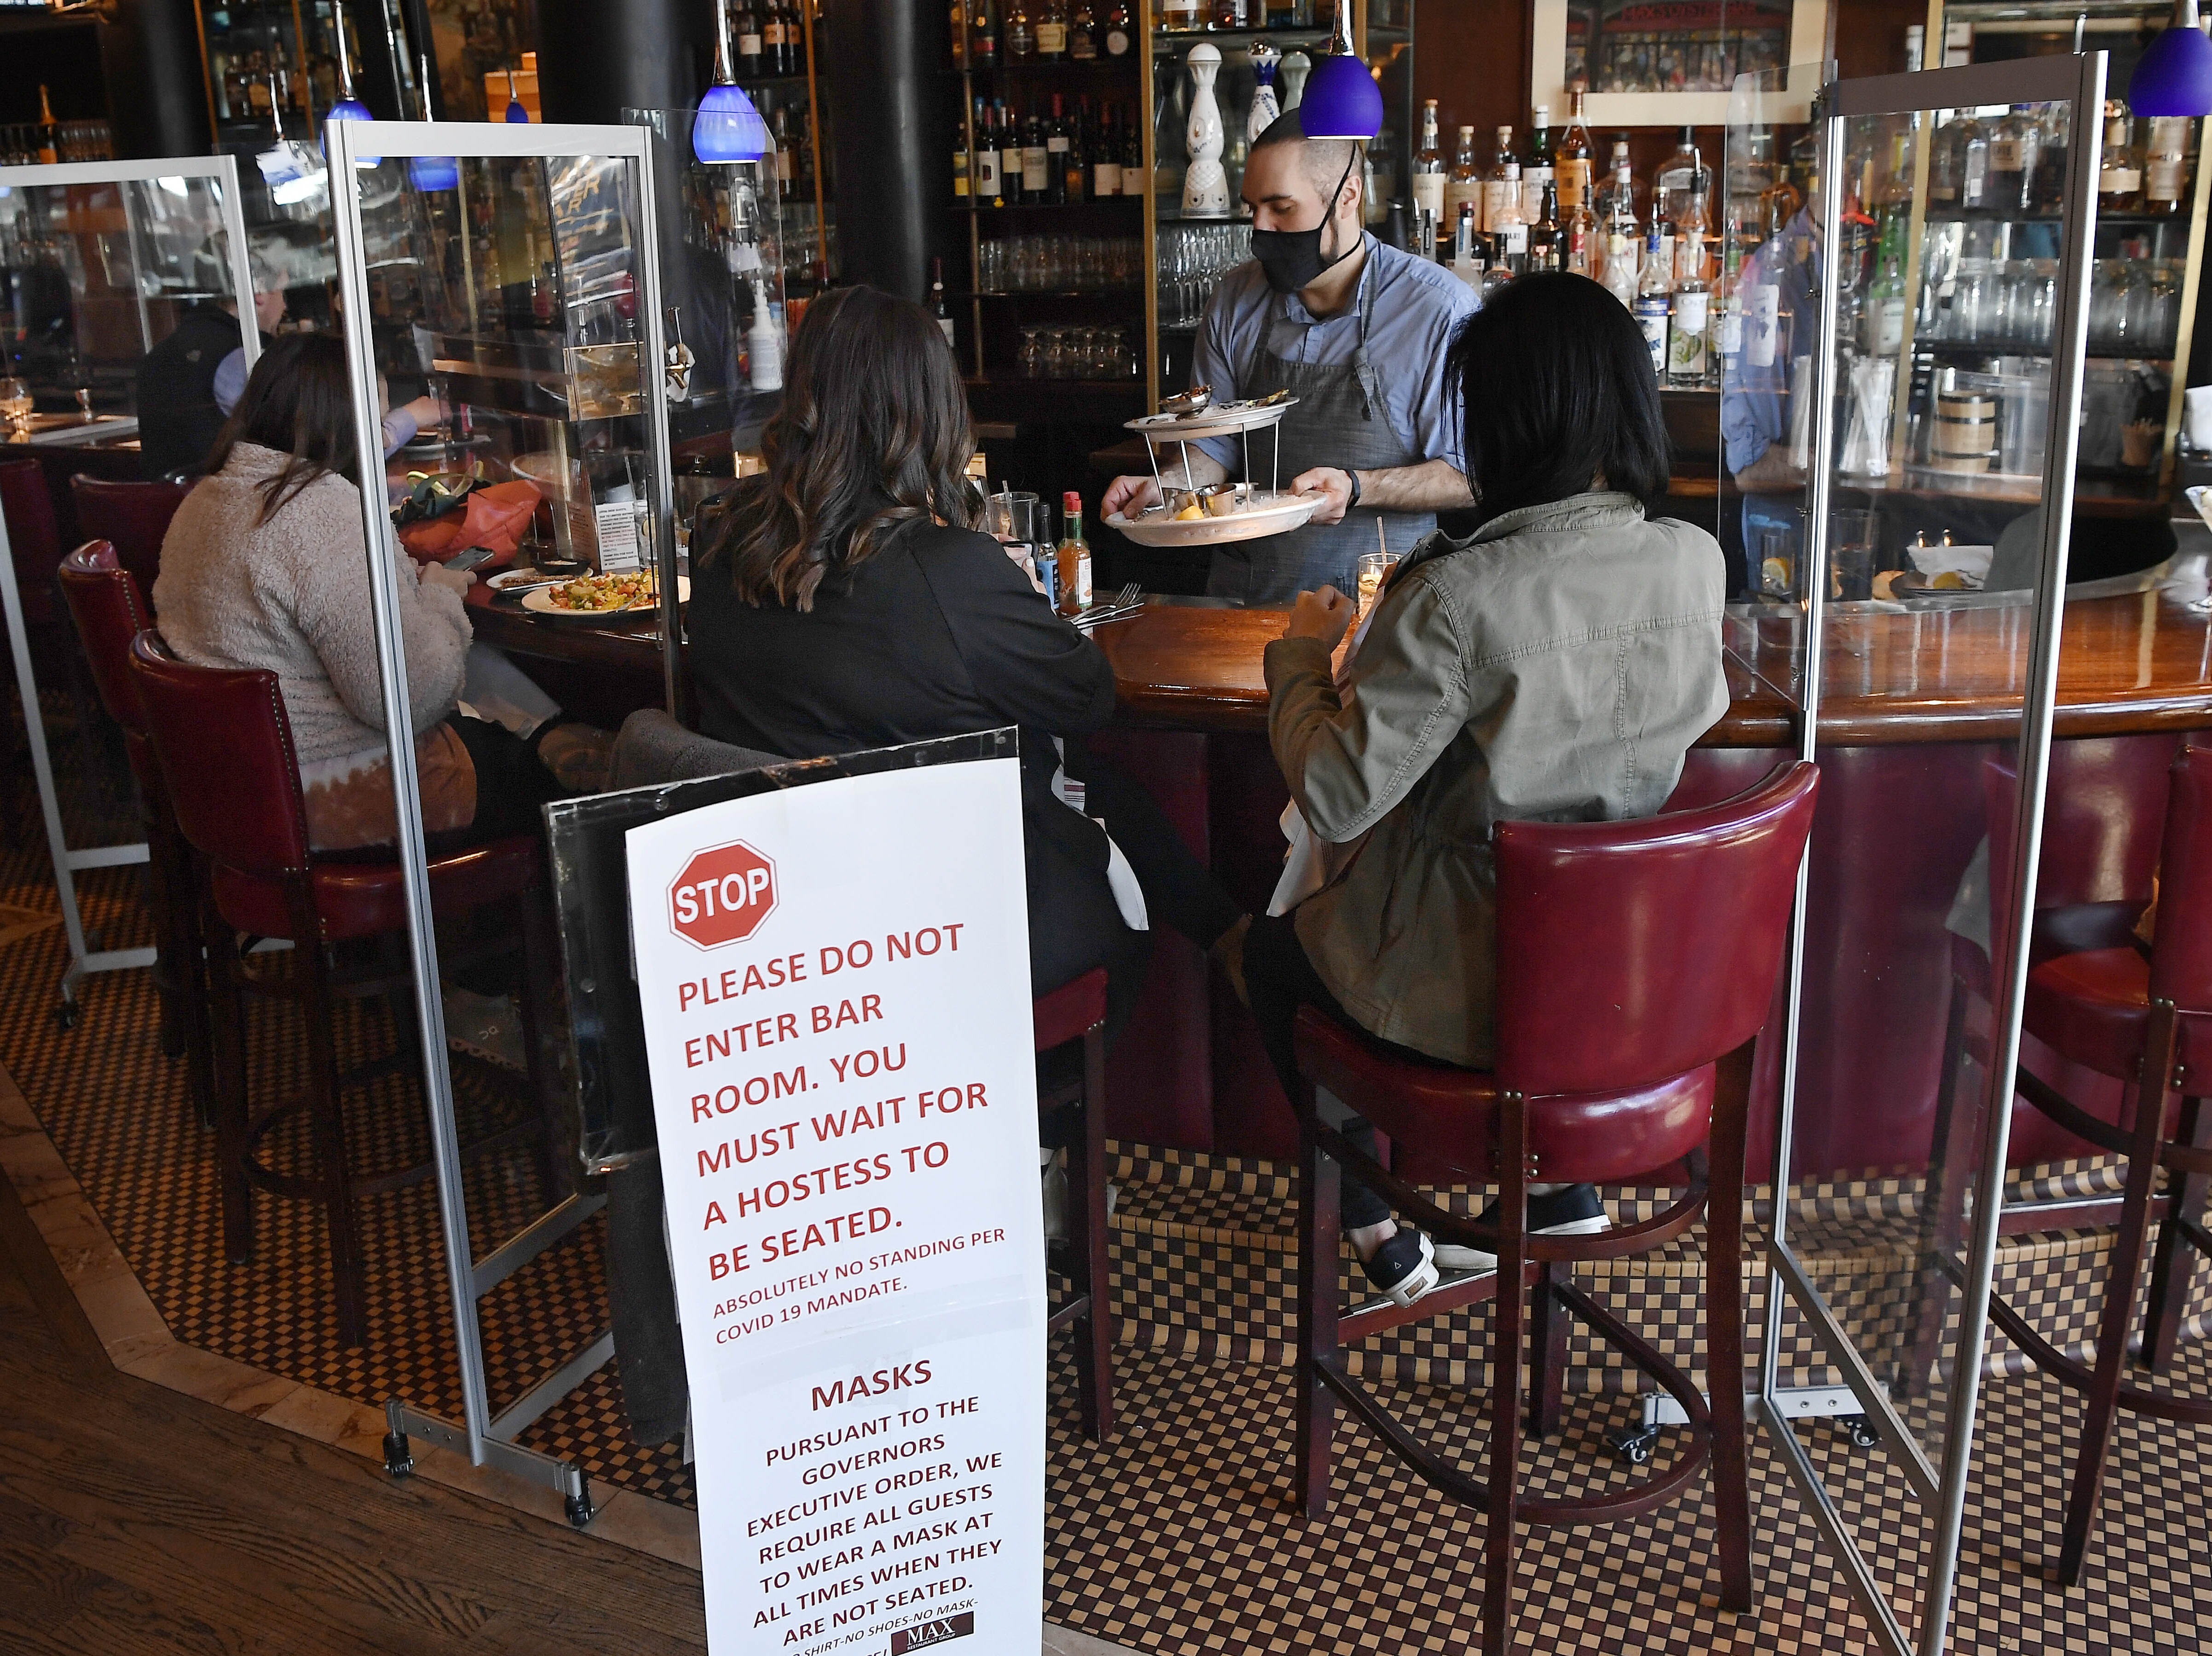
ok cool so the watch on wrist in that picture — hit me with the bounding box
[1344,468,1362,508]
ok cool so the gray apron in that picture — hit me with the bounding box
[1206,264,1433,606]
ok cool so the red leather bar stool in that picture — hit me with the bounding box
[127,631,571,1351]
[1034,966,1115,1443]
[1902,736,2177,1401]
[1287,761,1820,1655]
[54,543,214,1124]
[69,474,189,597]
[1949,741,2212,1585]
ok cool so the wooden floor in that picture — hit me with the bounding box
[0,1172,709,1656]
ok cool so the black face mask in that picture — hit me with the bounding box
[1249,150,1359,295]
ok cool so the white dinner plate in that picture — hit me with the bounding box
[521,575,689,619]
[1106,490,1323,547]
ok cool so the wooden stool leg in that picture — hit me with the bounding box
[2058,1002,2179,1587]
[1901,978,1973,1398]
[1706,1040,1756,1613]
[1066,1023,1114,1443]
[293,889,368,1351]
[1483,1093,1529,1656]
[516,888,576,1205]
[1294,1090,1341,1520]
[1526,1261,1568,1441]
[2141,1095,2209,1374]
[204,901,253,1265]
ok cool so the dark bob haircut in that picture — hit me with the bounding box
[1443,271,1669,526]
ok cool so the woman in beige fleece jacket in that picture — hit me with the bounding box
[1244,273,1731,1307]
[155,333,569,853]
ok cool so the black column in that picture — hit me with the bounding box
[536,0,703,126]
[822,0,946,300]
[97,0,214,159]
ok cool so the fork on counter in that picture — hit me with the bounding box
[1071,582,1144,631]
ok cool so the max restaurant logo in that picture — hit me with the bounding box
[668,840,778,949]
[890,1611,975,1652]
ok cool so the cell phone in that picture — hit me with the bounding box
[445,546,497,572]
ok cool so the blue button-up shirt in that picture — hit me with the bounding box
[1188,233,1477,472]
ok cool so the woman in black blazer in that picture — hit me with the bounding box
[686,285,1242,1034]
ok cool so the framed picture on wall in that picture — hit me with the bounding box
[1531,0,1831,126]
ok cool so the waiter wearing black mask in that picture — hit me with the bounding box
[1104,108,1476,605]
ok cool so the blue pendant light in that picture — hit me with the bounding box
[408,52,458,191]
[504,65,530,123]
[2131,0,2212,117]
[326,4,378,167]
[696,0,771,164]
[1296,2,1382,141]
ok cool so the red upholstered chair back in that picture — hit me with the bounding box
[127,629,312,877]
[56,542,149,736]
[1492,761,1820,1098]
[2149,743,2212,1013]
[0,457,63,627]
[1985,737,2176,916]
[69,475,189,597]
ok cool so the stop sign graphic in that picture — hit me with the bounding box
[668,840,778,949]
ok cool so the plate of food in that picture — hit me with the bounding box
[1106,487,1322,547]
[520,570,689,618]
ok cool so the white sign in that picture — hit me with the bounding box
[627,758,1047,1656]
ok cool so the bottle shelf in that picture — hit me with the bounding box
[1148,26,1337,50]
[1914,338,2176,362]
[963,197,1145,213]
[1923,208,2189,227]
[948,58,1142,75]
[958,288,1145,299]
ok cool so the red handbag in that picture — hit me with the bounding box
[394,478,543,567]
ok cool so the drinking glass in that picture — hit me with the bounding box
[1356,549,1399,616]
[0,378,31,430]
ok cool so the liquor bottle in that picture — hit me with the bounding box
[932,259,956,348]
[1214,0,1248,28]
[1521,105,1552,222]
[1592,138,1632,226]
[1093,105,1120,197]
[1071,0,1097,59]
[1021,109,1049,204]
[736,0,763,74]
[1452,200,1476,269]
[1103,0,1131,55]
[1634,224,1671,376]
[2146,115,2191,216]
[1528,181,1561,273]
[1056,493,1093,615]
[975,100,1004,205]
[1950,109,1991,211]
[953,126,971,201]
[970,0,999,65]
[1047,94,1074,203]
[998,100,1025,204]
[1162,0,1198,30]
[1485,124,1520,232]
[2098,103,2143,213]
[1006,0,1036,61]
[760,0,787,74]
[773,107,796,198]
[1451,125,1488,232]
[1121,106,1145,198]
[2030,102,2069,213]
[1672,169,1708,289]
[1987,105,2042,215]
[1863,196,1906,356]
[1490,157,1527,271]
[1601,158,1640,309]
[1561,182,1595,277]
[950,0,967,67]
[1411,99,1446,234]
[34,86,56,165]
[1554,90,1592,214]
[1669,233,1709,385]
[1036,0,1068,61]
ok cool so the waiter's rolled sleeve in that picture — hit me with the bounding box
[1187,235,1478,474]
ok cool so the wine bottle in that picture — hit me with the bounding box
[34,86,56,165]
[1021,109,1049,205]
[1047,93,1072,204]
[1093,105,1121,198]
[1102,0,1131,56]
[1121,103,1145,199]
[969,0,998,65]
[976,99,1004,207]
[736,0,763,75]
[760,1,787,74]
[932,258,956,348]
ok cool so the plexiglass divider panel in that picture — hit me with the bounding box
[325,119,672,1504]
[1727,55,2103,1656]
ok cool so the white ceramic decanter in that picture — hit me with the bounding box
[1247,41,1282,144]
[1279,50,1311,112]
[1182,43,1230,219]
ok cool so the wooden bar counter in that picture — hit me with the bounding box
[471,551,2212,1179]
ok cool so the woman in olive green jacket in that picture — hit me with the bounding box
[1244,272,1731,1306]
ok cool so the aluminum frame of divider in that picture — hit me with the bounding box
[0,154,260,1028]
[325,117,678,1521]
[1755,53,2105,1656]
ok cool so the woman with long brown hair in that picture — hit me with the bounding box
[688,285,1242,1038]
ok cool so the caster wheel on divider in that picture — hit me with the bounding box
[383,1430,415,1478]
[1838,1414,1879,1449]
[565,1475,594,1529]
[54,999,79,1032]
[1605,1423,1660,1466]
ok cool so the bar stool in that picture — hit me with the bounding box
[127,631,571,1350]
[1034,966,1114,1443]
[54,542,213,1123]
[1287,761,1820,1655]
[1950,740,2212,1585]
[69,474,189,597]
[1902,736,2176,1402]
